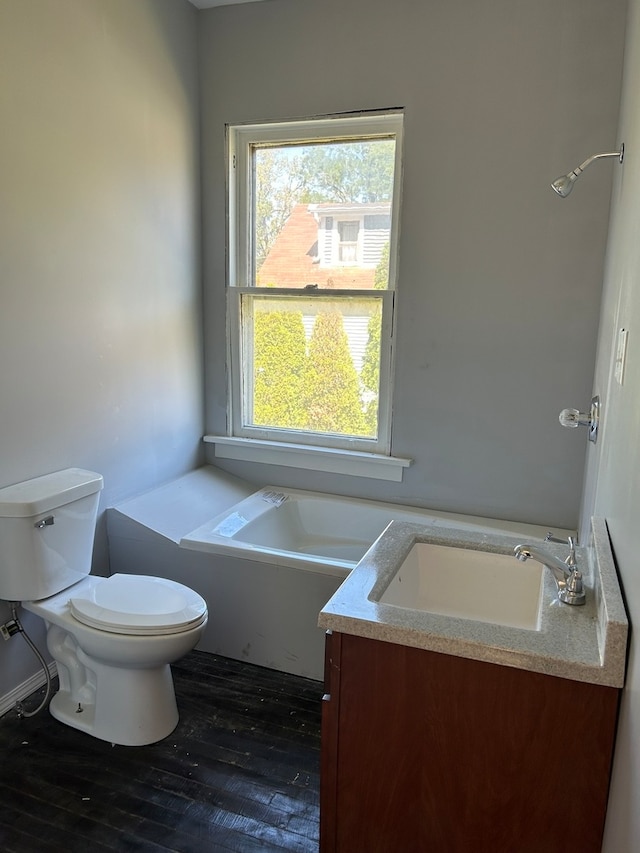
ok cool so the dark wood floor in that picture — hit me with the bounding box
[0,650,322,852]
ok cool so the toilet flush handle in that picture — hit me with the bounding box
[34,515,55,529]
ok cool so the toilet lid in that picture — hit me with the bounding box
[70,574,208,635]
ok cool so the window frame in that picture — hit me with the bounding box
[226,111,404,457]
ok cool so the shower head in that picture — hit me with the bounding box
[551,172,581,198]
[551,145,624,197]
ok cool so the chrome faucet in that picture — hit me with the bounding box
[514,534,585,606]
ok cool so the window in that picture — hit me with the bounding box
[338,220,360,263]
[226,112,403,457]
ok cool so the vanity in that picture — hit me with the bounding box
[318,518,627,853]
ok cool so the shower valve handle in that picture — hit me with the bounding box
[559,408,589,428]
[558,396,600,443]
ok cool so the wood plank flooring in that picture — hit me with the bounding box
[0,650,322,852]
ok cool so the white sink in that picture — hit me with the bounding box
[378,543,544,630]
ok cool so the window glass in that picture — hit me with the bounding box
[253,138,396,288]
[244,294,383,439]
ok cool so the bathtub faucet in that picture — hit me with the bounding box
[513,534,585,606]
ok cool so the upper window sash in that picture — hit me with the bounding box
[228,112,404,291]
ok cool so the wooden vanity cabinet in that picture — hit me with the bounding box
[320,631,620,853]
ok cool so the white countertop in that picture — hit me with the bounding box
[318,517,628,687]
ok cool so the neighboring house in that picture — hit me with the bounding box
[257,202,391,372]
[256,202,392,372]
[257,202,391,289]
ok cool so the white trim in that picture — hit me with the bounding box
[226,110,404,458]
[0,661,57,718]
[204,435,412,482]
[189,2,263,9]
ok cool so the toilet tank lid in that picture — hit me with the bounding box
[0,468,104,518]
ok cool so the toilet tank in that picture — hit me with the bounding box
[0,468,103,602]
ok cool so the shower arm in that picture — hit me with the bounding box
[572,148,624,177]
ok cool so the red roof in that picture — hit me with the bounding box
[257,204,376,289]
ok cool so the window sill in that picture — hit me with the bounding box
[203,436,412,482]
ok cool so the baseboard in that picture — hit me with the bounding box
[0,661,58,719]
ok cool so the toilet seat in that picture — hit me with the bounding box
[69,574,207,636]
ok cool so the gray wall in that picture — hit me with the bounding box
[1,0,637,843]
[584,0,640,849]
[200,0,627,530]
[0,0,202,693]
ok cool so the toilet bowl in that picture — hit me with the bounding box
[24,574,207,746]
[0,468,208,746]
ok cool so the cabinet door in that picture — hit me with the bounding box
[323,632,619,853]
[329,633,430,852]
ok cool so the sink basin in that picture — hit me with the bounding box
[377,543,544,630]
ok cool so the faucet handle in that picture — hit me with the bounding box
[545,532,577,566]
[559,566,586,605]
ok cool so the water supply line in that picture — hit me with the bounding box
[9,602,53,718]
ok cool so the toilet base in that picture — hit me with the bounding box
[23,578,206,746]
[49,660,179,746]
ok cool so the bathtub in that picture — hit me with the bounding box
[108,467,565,680]
[178,485,556,577]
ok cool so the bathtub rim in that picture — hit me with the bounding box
[178,485,573,578]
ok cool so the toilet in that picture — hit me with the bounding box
[0,468,208,746]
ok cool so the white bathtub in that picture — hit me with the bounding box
[179,485,559,577]
[108,469,567,680]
